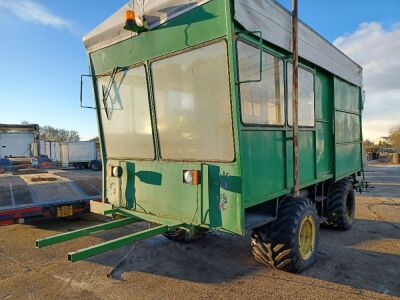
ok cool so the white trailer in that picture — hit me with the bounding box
[40,141,61,162]
[61,141,101,170]
[0,132,33,157]
[0,124,39,158]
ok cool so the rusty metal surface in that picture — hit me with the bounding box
[74,178,101,196]
[0,175,33,208]
[55,171,102,197]
[30,177,58,182]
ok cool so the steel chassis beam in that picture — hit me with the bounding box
[104,207,184,227]
[36,208,184,262]
[68,224,169,262]
[36,217,139,248]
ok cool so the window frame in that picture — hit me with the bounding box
[95,63,156,161]
[149,38,236,163]
[285,60,316,128]
[236,38,287,128]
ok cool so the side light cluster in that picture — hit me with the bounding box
[183,170,200,185]
[108,165,123,178]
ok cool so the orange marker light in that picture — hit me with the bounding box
[192,170,200,185]
[107,165,113,177]
[183,170,201,185]
[125,10,135,21]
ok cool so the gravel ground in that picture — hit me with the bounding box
[0,164,399,299]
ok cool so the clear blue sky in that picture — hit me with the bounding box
[0,0,399,140]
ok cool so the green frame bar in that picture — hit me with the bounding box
[105,207,186,227]
[68,224,171,262]
[36,217,139,248]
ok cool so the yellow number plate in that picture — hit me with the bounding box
[57,206,73,217]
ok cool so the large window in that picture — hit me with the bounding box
[151,41,234,161]
[237,41,285,125]
[97,65,154,159]
[287,64,315,126]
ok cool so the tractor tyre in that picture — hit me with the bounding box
[324,179,355,230]
[251,197,320,273]
[163,227,209,243]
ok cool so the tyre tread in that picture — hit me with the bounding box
[251,198,319,273]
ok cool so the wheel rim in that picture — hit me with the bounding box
[298,215,316,260]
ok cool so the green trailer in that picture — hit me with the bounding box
[37,0,365,272]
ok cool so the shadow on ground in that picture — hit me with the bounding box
[28,163,400,296]
[64,216,400,296]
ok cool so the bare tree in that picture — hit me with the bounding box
[40,126,80,143]
[363,139,373,146]
[389,125,400,147]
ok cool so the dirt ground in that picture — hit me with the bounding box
[0,164,399,299]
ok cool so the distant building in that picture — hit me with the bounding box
[0,124,40,157]
[374,136,391,146]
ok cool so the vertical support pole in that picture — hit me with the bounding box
[292,0,300,197]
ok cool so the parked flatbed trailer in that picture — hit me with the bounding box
[38,0,365,272]
[0,169,101,225]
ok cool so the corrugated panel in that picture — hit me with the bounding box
[0,185,12,207]
[0,176,33,208]
[12,184,32,205]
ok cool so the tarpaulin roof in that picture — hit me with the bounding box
[83,0,211,54]
[83,0,362,86]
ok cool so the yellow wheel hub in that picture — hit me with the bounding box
[298,215,316,260]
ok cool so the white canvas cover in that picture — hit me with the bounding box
[83,0,210,53]
[83,0,362,86]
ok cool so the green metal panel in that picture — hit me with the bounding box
[109,208,193,227]
[86,0,363,238]
[315,69,333,175]
[335,143,362,177]
[119,160,200,225]
[298,131,317,183]
[334,77,360,113]
[106,160,243,234]
[334,77,362,179]
[286,130,317,187]
[90,1,244,235]
[316,122,333,175]
[90,0,228,76]
[335,112,361,143]
[201,164,243,234]
[241,130,286,206]
[235,30,337,209]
